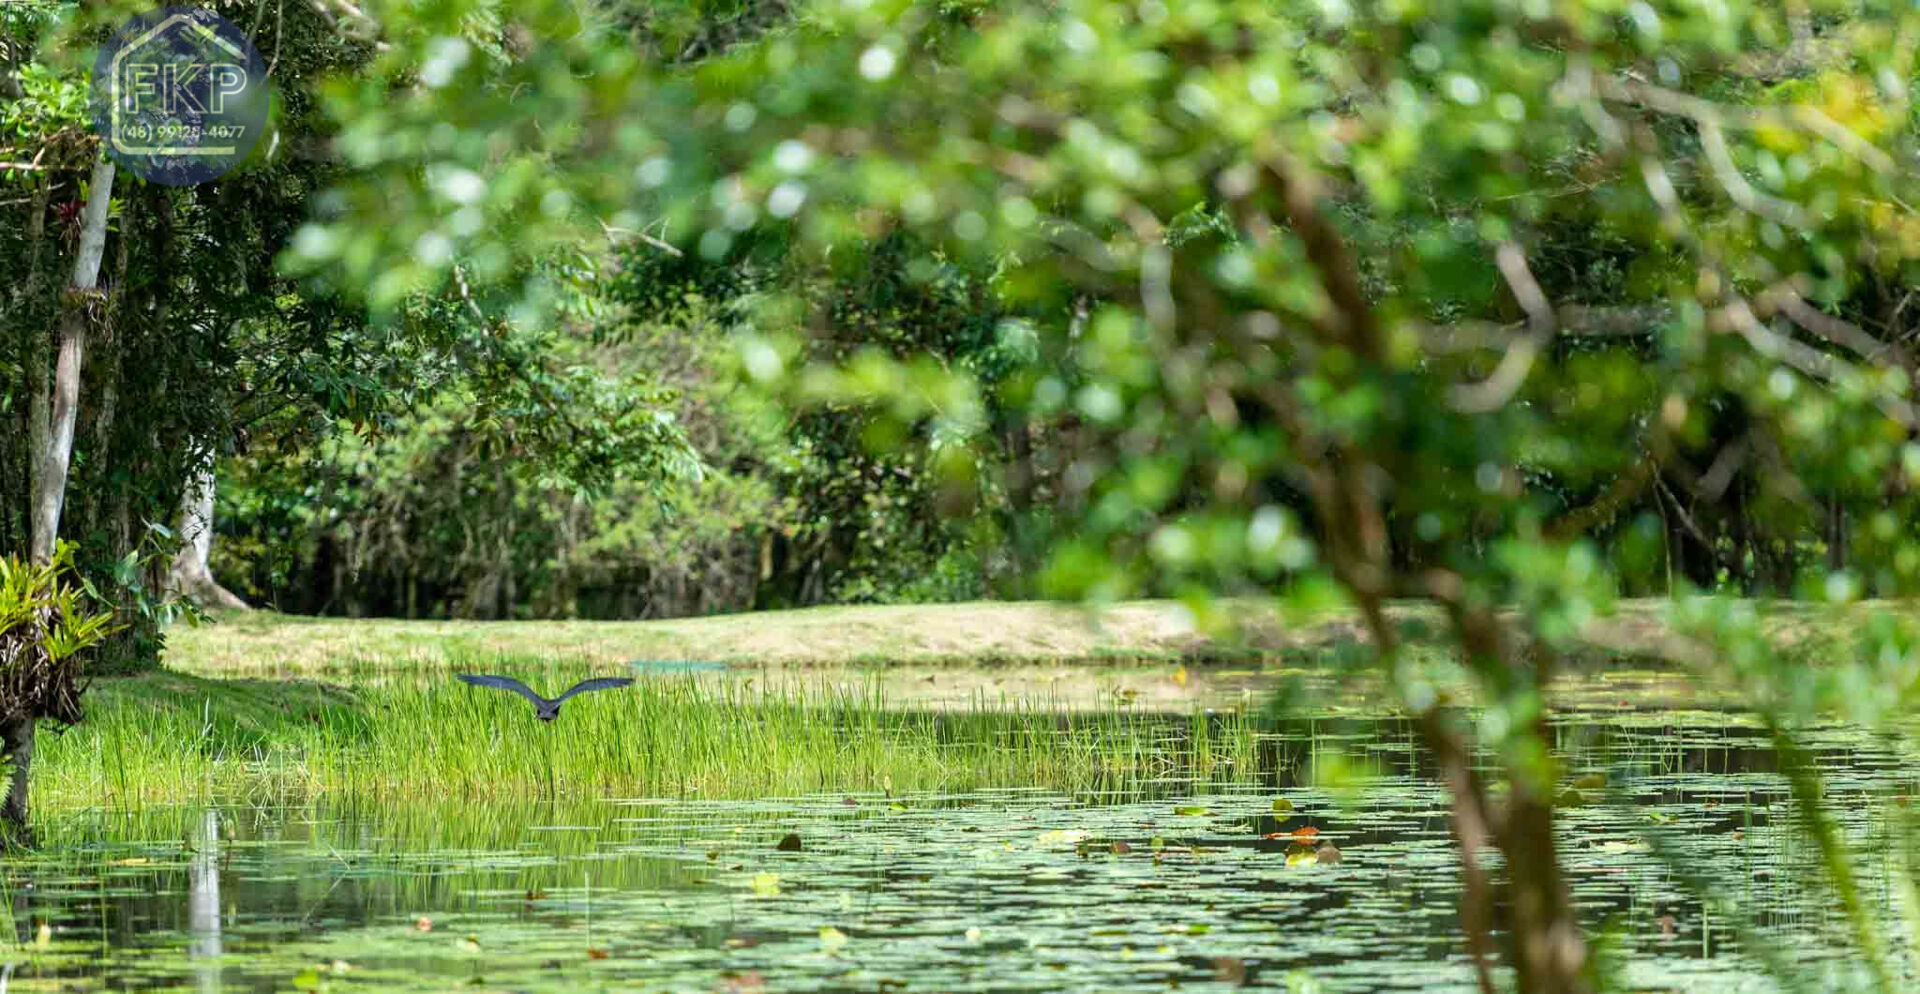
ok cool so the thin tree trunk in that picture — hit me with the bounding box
[29,151,115,564]
[80,210,131,544]
[0,717,32,842]
[1826,497,1847,572]
[168,461,250,610]
[13,152,113,842]
[24,176,53,564]
[11,174,51,560]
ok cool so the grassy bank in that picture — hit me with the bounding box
[165,597,1873,674]
[162,599,1321,673]
[34,664,1265,811]
[38,597,1879,813]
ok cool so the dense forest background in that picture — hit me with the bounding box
[1,0,1911,638]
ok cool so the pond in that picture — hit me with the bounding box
[5,704,1912,992]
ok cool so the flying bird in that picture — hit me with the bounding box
[455,674,634,722]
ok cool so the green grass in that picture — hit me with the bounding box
[43,596,1885,813]
[33,660,1266,811]
[162,599,1323,672]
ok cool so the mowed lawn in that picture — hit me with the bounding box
[162,599,1301,673]
[161,596,1871,675]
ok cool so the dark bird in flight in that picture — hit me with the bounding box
[455,674,634,722]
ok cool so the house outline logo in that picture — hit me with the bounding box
[110,13,247,157]
[90,6,270,186]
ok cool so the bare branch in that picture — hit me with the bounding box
[1422,304,1670,352]
[1450,243,1556,412]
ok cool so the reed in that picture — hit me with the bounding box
[31,658,1264,810]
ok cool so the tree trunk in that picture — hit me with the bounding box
[13,152,113,843]
[1825,497,1847,573]
[24,177,53,564]
[1504,782,1586,991]
[29,151,115,564]
[0,717,34,846]
[168,461,250,610]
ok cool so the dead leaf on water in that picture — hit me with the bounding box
[776,832,803,852]
[1213,956,1249,985]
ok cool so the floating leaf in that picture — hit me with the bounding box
[457,934,481,954]
[1213,956,1248,984]
[750,873,782,898]
[1037,829,1090,846]
[819,926,849,953]
[1285,849,1320,868]
[965,927,982,942]
[1271,798,1294,814]
[587,948,610,960]
[291,968,322,991]
[1315,843,1343,865]
[776,832,803,852]
[1174,805,1210,816]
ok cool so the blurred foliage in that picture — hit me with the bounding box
[271,0,1920,987]
[17,0,1920,985]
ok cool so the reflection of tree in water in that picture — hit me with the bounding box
[191,809,221,994]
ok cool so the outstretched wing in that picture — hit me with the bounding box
[456,674,552,708]
[553,677,636,703]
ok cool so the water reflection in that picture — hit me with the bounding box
[1,707,1911,992]
[191,810,220,994]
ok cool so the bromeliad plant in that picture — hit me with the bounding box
[0,542,111,722]
[0,542,115,835]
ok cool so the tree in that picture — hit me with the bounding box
[289,0,1920,988]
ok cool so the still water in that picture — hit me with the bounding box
[4,708,1912,992]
